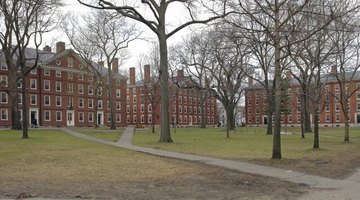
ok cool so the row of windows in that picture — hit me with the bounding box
[248,114,343,124]
[0,109,122,123]
[126,104,152,113]
[124,114,215,125]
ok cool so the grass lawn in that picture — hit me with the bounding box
[70,127,123,142]
[133,126,360,178]
[0,129,205,183]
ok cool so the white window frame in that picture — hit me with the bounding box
[44,110,51,121]
[44,80,50,91]
[56,111,62,121]
[30,79,37,90]
[30,94,37,105]
[1,109,8,120]
[44,95,50,106]
[56,96,62,107]
[1,92,7,104]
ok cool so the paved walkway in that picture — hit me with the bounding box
[62,127,360,200]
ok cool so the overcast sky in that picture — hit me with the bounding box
[43,0,194,72]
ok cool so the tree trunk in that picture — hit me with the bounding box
[158,6,172,142]
[10,92,21,130]
[272,4,282,159]
[21,75,28,139]
[344,116,350,142]
[266,88,274,135]
[300,110,305,139]
[200,94,206,128]
[313,104,319,149]
[108,65,116,130]
[304,88,312,133]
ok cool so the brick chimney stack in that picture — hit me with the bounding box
[43,45,51,52]
[112,58,119,74]
[129,67,135,85]
[56,42,65,53]
[177,69,184,78]
[248,77,253,86]
[331,65,337,75]
[144,64,150,83]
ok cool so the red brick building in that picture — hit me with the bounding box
[126,65,218,127]
[245,71,360,127]
[0,42,127,128]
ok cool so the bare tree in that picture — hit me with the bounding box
[329,3,360,142]
[0,0,62,138]
[203,25,251,137]
[78,0,231,143]
[231,0,357,159]
[172,31,212,128]
[64,10,140,129]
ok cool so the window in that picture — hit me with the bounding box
[184,106,187,113]
[79,98,84,108]
[30,94,37,105]
[88,85,93,95]
[116,89,121,98]
[56,81,61,92]
[98,100,103,109]
[17,80,21,88]
[358,103,360,111]
[44,111,50,121]
[18,93,22,104]
[335,103,340,112]
[56,111,62,121]
[184,116,188,124]
[1,63,8,70]
[107,113,111,122]
[78,84,84,94]
[335,84,340,91]
[133,95,137,103]
[193,98,197,105]
[335,114,340,122]
[126,96,130,104]
[133,105,137,113]
[116,114,121,122]
[107,100,110,110]
[172,105,176,113]
[67,72,73,79]
[78,74,83,80]
[56,70,61,77]
[126,115,130,123]
[325,103,330,112]
[189,97,192,104]
[98,87,103,96]
[79,112,84,122]
[189,106,192,114]
[56,96,62,106]
[88,99,93,108]
[288,115,292,123]
[126,105,130,113]
[67,83,73,93]
[297,115,301,123]
[30,79,37,89]
[133,115,137,123]
[44,69,50,76]
[133,88,136,93]
[148,115,152,123]
[44,80,50,91]
[116,101,121,110]
[116,79,121,85]
[326,114,330,122]
[148,104,152,112]
[179,96,182,104]
[88,112,93,122]
[141,115,144,123]
[44,95,50,106]
[88,76,93,82]
[1,109,8,120]
[179,115,182,123]
[1,92,7,103]
[141,104,144,113]
[68,57,73,68]
[179,106,182,113]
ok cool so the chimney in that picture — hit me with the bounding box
[43,45,51,52]
[177,69,184,78]
[286,71,292,80]
[144,64,150,83]
[248,77,253,86]
[56,42,65,53]
[129,67,135,85]
[331,65,337,75]
[112,58,119,74]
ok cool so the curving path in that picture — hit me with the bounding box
[62,126,360,200]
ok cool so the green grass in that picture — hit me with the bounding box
[71,127,124,142]
[0,129,205,183]
[133,126,360,160]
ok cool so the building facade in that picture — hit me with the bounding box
[245,71,360,127]
[125,65,218,127]
[0,42,127,128]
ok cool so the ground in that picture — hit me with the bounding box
[0,164,306,200]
